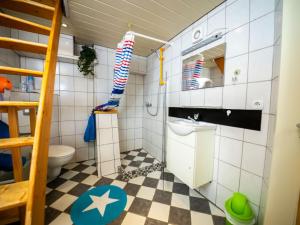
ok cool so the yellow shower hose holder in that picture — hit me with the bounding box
[159,47,166,86]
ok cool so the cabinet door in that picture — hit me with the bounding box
[167,138,195,188]
[194,130,215,187]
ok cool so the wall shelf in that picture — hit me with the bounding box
[16,51,99,65]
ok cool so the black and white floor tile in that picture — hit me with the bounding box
[45,160,225,225]
[120,149,160,172]
[119,149,163,181]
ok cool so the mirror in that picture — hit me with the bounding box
[182,43,225,90]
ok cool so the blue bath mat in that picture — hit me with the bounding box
[71,185,127,225]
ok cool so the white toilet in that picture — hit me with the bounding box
[48,145,75,180]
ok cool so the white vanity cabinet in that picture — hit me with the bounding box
[166,121,216,189]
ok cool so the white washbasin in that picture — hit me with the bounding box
[167,119,216,136]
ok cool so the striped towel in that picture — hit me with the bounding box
[183,55,204,90]
[95,32,135,111]
[190,58,204,89]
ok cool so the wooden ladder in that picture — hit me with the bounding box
[0,0,62,224]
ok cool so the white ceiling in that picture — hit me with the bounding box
[1,0,224,56]
[64,0,224,56]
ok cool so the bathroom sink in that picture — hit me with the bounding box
[167,119,216,136]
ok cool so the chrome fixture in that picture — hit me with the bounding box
[188,113,199,122]
[226,110,232,117]
[145,102,152,107]
[194,113,199,120]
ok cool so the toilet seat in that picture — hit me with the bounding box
[49,145,75,159]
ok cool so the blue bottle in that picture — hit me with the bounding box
[27,76,35,92]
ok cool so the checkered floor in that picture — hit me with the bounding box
[45,160,225,225]
[120,149,160,172]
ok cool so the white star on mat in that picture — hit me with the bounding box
[82,190,119,216]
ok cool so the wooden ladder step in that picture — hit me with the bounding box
[0,13,51,36]
[0,0,54,20]
[0,37,47,54]
[0,101,39,113]
[0,181,28,211]
[0,66,43,77]
[0,137,34,149]
[31,0,55,7]
[0,101,39,108]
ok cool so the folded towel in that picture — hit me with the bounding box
[84,114,96,142]
[0,120,9,139]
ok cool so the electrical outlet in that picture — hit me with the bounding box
[234,69,241,76]
[252,100,264,109]
[232,69,241,82]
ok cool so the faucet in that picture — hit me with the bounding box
[188,113,199,122]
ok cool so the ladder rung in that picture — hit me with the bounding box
[0,137,34,149]
[0,181,28,211]
[0,101,38,113]
[31,0,55,7]
[0,37,47,54]
[0,0,54,20]
[0,101,39,113]
[0,66,43,77]
[0,13,51,36]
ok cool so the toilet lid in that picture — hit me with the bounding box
[49,145,75,158]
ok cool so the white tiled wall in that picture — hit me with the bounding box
[15,56,94,162]
[258,0,282,224]
[143,0,281,221]
[0,26,20,87]
[0,26,21,151]
[1,25,147,163]
[18,46,146,161]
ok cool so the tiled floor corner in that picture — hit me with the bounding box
[45,160,225,225]
[120,149,160,172]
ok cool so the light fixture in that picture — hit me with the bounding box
[62,23,67,28]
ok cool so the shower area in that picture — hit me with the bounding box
[117,71,164,180]
[117,33,169,181]
[118,61,167,180]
